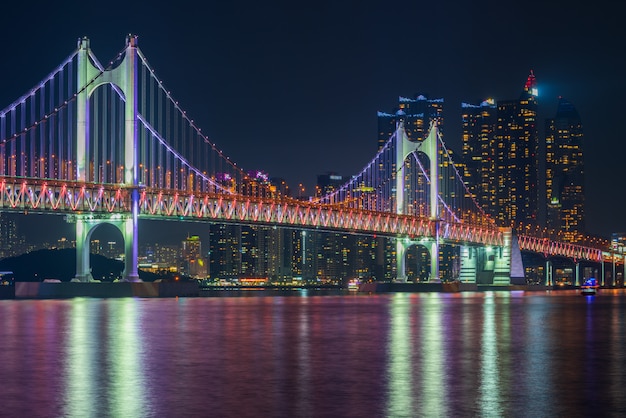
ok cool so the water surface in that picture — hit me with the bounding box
[1,290,625,417]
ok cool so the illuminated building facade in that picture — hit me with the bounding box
[208,223,240,279]
[545,97,585,241]
[316,172,347,196]
[291,229,316,280]
[0,214,23,259]
[461,99,497,214]
[493,71,539,226]
[266,227,293,280]
[314,173,355,282]
[181,235,207,278]
[377,95,444,151]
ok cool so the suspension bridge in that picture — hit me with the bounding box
[0,35,622,286]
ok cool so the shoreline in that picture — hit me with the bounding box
[1,280,622,299]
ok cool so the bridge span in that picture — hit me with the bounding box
[0,35,622,286]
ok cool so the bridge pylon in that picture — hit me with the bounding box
[395,121,440,282]
[72,35,140,282]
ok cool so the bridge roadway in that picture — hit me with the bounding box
[1,176,624,285]
[0,176,504,247]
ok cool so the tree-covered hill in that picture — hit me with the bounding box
[0,248,161,282]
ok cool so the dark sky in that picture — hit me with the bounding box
[0,0,624,240]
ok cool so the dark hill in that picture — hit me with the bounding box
[0,249,161,282]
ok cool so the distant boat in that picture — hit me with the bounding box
[581,277,599,295]
[347,279,360,291]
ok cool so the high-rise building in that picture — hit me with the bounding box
[377,95,444,150]
[0,214,24,259]
[291,229,316,280]
[545,97,585,241]
[493,71,539,226]
[208,223,240,279]
[316,172,347,196]
[266,227,293,280]
[461,99,497,214]
[181,235,207,278]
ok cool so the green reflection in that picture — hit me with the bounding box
[108,298,146,417]
[479,292,503,416]
[63,298,147,417]
[421,294,444,417]
[386,294,413,417]
[64,298,98,418]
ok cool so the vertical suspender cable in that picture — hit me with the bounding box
[58,68,64,180]
[11,106,16,176]
[30,88,36,178]
[94,89,100,183]
[141,60,147,186]
[0,116,4,176]
[67,59,73,180]
[38,84,48,178]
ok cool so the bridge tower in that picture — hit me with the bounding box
[395,122,440,282]
[72,35,140,282]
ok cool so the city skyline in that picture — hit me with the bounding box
[0,1,623,239]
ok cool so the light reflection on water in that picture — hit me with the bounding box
[479,292,502,417]
[1,290,626,417]
[386,294,413,417]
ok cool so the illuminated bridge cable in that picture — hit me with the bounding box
[409,150,459,222]
[436,130,494,225]
[135,50,246,177]
[0,45,124,146]
[317,128,397,206]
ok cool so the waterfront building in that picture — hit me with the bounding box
[266,227,293,281]
[0,214,25,259]
[545,97,585,242]
[493,71,539,226]
[461,99,498,214]
[240,225,268,278]
[315,173,379,282]
[291,229,316,280]
[181,235,207,279]
[208,223,240,279]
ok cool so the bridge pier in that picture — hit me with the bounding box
[427,240,440,282]
[396,238,440,282]
[459,246,476,283]
[493,228,513,285]
[69,214,140,282]
[396,239,407,282]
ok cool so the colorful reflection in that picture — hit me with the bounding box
[0,291,624,416]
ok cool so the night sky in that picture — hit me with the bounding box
[0,0,624,241]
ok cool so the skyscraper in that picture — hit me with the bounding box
[545,97,585,241]
[461,99,497,214]
[493,71,539,226]
[377,95,444,150]
[181,235,207,278]
[208,223,240,280]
